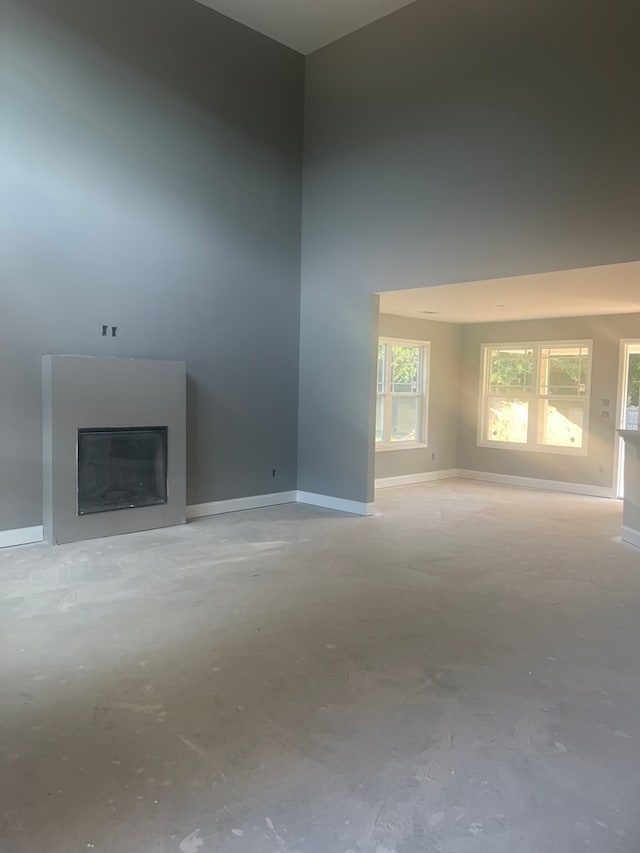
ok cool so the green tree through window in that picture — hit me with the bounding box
[376,340,429,445]
[481,341,591,451]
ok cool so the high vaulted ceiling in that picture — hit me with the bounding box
[192,0,419,54]
[378,262,640,324]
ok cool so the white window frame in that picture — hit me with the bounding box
[376,337,430,451]
[477,339,592,456]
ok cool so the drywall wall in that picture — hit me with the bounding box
[1,0,304,531]
[375,314,459,480]
[458,313,640,487]
[300,0,640,505]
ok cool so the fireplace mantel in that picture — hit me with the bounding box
[42,356,186,544]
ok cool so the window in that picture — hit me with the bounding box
[479,340,592,453]
[376,339,429,448]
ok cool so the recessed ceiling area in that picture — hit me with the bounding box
[378,261,640,324]
[192,0,419,54]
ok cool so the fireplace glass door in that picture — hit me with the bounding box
[77,427,168,515]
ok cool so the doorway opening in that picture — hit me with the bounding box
[616,340,640,498]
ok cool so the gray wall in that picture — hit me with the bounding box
[458,313,640,487]
[1,0,304,530]
[300,0,640,504]
[4,0,640,530]
[375,314,459,480]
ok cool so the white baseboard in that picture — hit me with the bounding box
[296,490,374,516]
[189,471,613,522]
[0,473,619,546]
[622,525,640,549]
[187,490,296,519]
[375,469,458,489]
[0,525,44,549]
[456,469,616,499]
[190,490,373,519]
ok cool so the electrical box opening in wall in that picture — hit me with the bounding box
[77,426,168,515]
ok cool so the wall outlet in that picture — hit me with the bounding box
[272,468,277,477]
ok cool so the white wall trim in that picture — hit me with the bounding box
[1,473,620,546]
[187,491,297,519]
[375,469,458,489]
[296,490,374,516]
[456,469,616,499]
[375,468,616,499]
[0,525,44,549]
[621,525,640,549]
[3,490,367,544]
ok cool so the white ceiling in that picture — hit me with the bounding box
[378,262,640,324]
[192,0,419,54]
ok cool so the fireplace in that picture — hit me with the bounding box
[77,427,168,515]
[43,355,186,544]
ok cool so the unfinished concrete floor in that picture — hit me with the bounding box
[2,480,640,853]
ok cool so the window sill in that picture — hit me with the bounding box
[376,442,428,452]
[477,440,588,457]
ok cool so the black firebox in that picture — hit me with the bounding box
[77,427,168,515]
